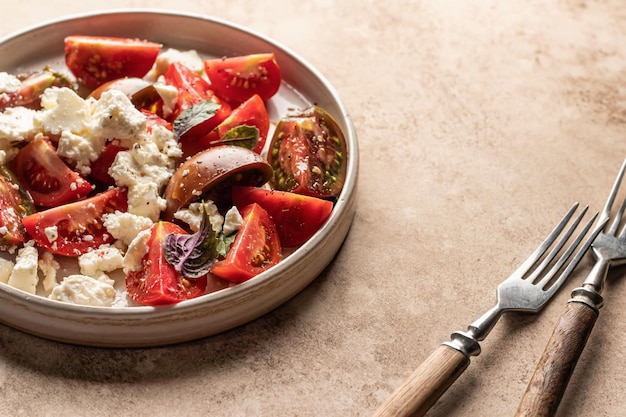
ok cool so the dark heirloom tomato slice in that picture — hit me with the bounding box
[21,187,127,257]
[163,146,273,221]
[13,136,94,207]
[164,62,231,137]
[184,93,270,157]
[64,35,162,89]
[210,203,281,283]
[0,166,34,247]
[232,185,333,247]
[267,105,347,199]
[204,53,281,106]
[126,221,207,306]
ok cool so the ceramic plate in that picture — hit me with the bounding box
[0,10,358,347]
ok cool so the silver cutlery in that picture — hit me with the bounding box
[371,201,603,417]
[515,157,626,417]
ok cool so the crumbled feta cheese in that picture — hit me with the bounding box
[38,251,60,292]
[38,86,92,135]
[0,72,21,93]
[49,275,116,307]
[123,229,151,273]
[91,90,147,141]
[145,48,204,81]
[148,122,182,159]
[102,211,154,246]
[174,201,224,233]
[0,257,15,283]
[55,130,104,175]
[0,106,39,144]
[78,245,124,285]
[44,225,58,243]
[153,81,178,119]
[109,140,177,221]
[223,206,243,236]
[7,244,39,294]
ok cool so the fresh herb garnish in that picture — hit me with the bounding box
[163,203,219,278]
[213,125,260,150]
[173,100,221,138]
[164,202,239,278]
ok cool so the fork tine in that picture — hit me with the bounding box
[599,157,626,229]
[535,208,597,290]
[510,203,580,279]
[612,197,626,237]
[527,205,588,285]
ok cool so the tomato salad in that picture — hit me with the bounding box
[0,36,347,307]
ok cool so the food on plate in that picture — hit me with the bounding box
[0,35,347,307]
[0,165,34,248]
[204,53,281,106]
[268,105,347,198]
[126,221,208,305]
[13,136,95,207]
[210,203,281,282]
[64,36,163,88]
[162,146,273,220]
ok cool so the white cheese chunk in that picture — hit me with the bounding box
[49,275,116,307]
[38,251,60,292]
[0,257,15,284]
[223,206,243,236]
[109,140,177,221]
[174,201,224,233]
[56,130,105,176]
[145,48,204,81]
[0,72,21,93]
[38,86,92,135]
[153,81,178,119]
[102,211,154,246]
[90,90,147,141]
[122,229,151,273]
[0,106,39,144]
[78,245,124,285]
[7,244,39,294]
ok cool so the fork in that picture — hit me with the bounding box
[370,203,603,417]
[515,157,626,417]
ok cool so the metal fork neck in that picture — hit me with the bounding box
[582,257,610,295]
[443,305,503,358]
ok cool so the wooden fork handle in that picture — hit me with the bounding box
[515,293,601,417]
[371,344,470,417]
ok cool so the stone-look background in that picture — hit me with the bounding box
[1,1,625,416]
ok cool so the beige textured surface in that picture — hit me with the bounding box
[2,1,626,416]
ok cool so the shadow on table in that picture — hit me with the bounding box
[0,267,334,384]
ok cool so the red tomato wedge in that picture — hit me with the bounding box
[126,221,207,306]
[13,136,94,207]
[204,53,281,106]
[210,203,281,283]
[21,187,127,257]
[0,166,34,247]
[164,62,231,137]
[182,93,270,157]
[232,185,333,247]
[0,70,73,112]
[88,142,126,187]
[64,35,162,89]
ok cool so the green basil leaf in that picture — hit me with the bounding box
[214,125,259,150]
[173,100,221,138]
